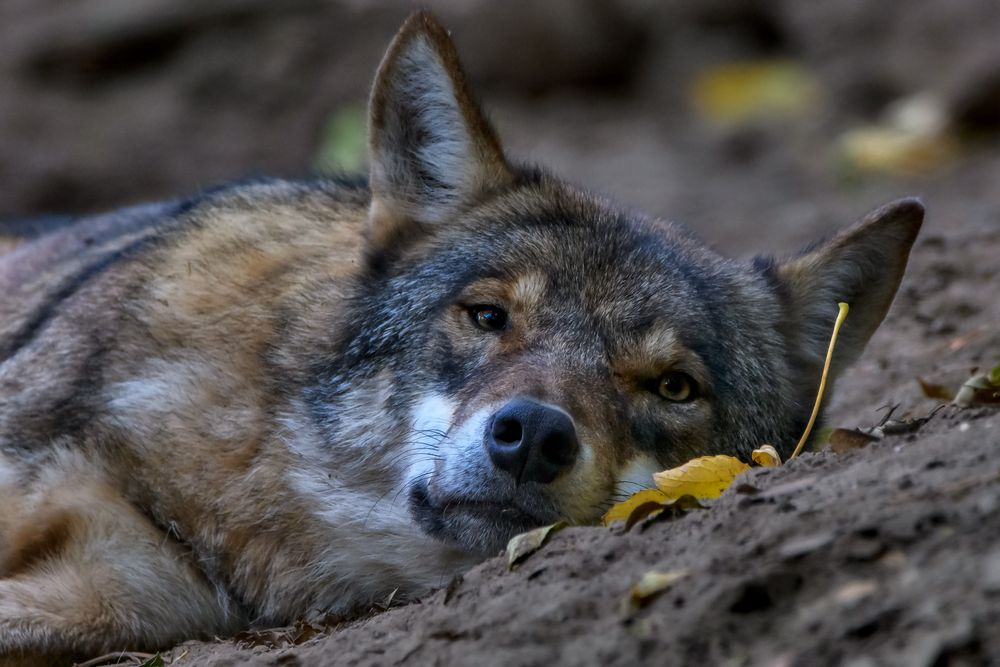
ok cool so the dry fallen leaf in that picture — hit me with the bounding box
[839,92,958,176]
[601,453,751,528]
[233,618,330,649]
[828,428,880,454]
[813,426,835,446]
[603,489,670,525]
[506,521,566,570]
[621,500,668,530]
[751,444,782,467]
[627,495,704,532]
[839,126,958,176]
[954,367,1000,407]
[628,569,689,610]
[653,455,751,500]
[917,377,954,401]
[602,490,704,529]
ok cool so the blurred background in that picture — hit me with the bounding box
[2,0,1000,254]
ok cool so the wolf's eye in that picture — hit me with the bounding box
[658,372,696,402]
[468,305,508,332]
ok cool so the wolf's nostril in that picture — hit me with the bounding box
[486,398,579,485]
[492,416,522,445]
[541,431,577,466]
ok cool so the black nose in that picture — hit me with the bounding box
[486,398,579,484]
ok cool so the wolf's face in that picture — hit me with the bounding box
[364,190,803,555]
[295,14,921,557]
[404,207,770,551]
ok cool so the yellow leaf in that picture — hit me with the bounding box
[652,455,750,500]
[505,521,565,570]
[602,488,670,526]
[751,444,782,467]
[839,126,957,177]
[628,569,689,609]
[626,495,704,531]
[621,501,667,531]
[691,60,819,125]
[839,92,957,177]
[603,491,704,530]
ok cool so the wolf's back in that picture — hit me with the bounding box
[1,201,182,349]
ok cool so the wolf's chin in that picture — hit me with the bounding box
[408,480,554,556]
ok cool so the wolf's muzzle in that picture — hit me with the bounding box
[486,398,579,484]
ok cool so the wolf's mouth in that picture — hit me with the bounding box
[409,481,556,554]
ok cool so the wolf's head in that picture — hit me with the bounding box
[298,13,921,558]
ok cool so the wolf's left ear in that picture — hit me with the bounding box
[773,198,923,382]
[366,12,512,249]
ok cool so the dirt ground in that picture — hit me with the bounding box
[2,1,999,666]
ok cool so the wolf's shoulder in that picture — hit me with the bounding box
[0,174,370,365]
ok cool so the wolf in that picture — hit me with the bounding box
[0,11,921,664]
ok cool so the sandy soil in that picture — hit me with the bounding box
[1,1,998,665]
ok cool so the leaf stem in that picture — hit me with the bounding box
[790,302,850,459]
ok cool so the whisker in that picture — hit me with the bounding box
[381,447,443,469]
[390,471,435,507]
[410,428,447,439]
[613,480,651,490]
[363,470,435,525]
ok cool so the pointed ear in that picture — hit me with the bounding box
[773,198,923,384]
[366,12,512,249]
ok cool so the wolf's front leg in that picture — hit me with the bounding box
[0,453,241,666]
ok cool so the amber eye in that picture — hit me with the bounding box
[658,372,696,402]
[468,305,508,332]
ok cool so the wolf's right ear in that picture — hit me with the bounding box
[772,198,923,395]
[366,12,512,250]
